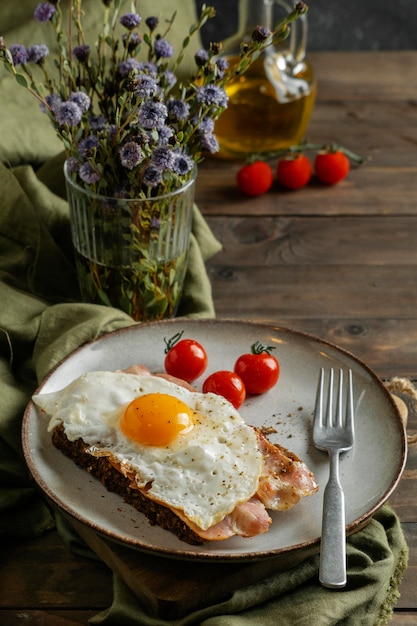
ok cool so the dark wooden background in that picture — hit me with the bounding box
[196,0,417,51]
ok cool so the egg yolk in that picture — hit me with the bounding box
[120,393,194,446]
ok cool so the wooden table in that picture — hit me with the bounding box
[2,51,416,624]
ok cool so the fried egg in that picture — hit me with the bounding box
[32,371,263,530]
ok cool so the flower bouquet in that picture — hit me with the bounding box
[0,0,307,321]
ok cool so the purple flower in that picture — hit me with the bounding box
[136,61,158,77]
[89,114,107,131]
[195,49,209,67]
[34,2,56,22]
[40,92,62,113]
[27,44,49,64]
[79,162,100,185]
[167,99,190,121]
[200,132,219,154]
[78,135,100,157]
[142,166,163,188]
[66,156,80,173]
[117,57,141,77]
[120,13,141,30]
[252,25,271,43]
[151,146,175,171]
[154,38,174,59]
[123,32,142,51]
[119,141,143,170]
[161,70,177,88]
[70,91,91,113]
[137,101,167,130]
[197,117,215,135]
[196,85,228,108]
[216,57,229,72]
[73,45,90,62]
[55,101,82,127]
[9,44,28,66]
[173,153,194,176]
[134,74,159,99]
[145,16,159,31]
[155,125,174,145]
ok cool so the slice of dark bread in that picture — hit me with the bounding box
[51,423,206,545]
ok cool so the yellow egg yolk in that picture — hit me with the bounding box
[120,393,194,446]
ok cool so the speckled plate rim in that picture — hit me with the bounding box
[22,318,407,562]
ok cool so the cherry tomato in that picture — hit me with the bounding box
[234,341,280,394]
[314,150,350,185]
[164,332,208,383]
[202,371,246,409]
[276,154,312,190]
[237,161,274,196]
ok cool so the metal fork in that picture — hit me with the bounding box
[313,367,354,588]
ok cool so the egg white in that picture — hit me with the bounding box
[32,371,263,530]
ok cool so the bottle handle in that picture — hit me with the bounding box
[272,0,308,70]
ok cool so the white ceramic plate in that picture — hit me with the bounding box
[22,319,407,562]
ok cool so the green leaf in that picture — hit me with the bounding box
[15,73,29,88]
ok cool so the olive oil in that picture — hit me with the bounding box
[215,54,316,159]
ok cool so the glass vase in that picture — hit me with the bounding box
[64,163,196,322]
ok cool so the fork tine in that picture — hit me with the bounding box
[314,367,324,429]
[346,368,354,438]
[326,368,334,428]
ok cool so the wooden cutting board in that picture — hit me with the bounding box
[67,515,318,619]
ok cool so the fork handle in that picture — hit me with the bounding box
[319,451,347,588]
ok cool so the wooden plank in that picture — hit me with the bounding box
[204,216,417,265]
[196,162,417,217]
[0,532,112,609]
[310,51,417,101]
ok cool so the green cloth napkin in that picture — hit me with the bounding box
[86,505,408,626]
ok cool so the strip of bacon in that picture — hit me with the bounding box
[255,428,319,510]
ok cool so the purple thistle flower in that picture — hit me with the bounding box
[154,38,174,59]
[34,2,56,22]
[200,132,219,154]
[55,101,82,127]
[155,125,174,145]
[167,99,190,121]
[252,25,271,43]
[27,44,49,64]
[216,57,229,72]
[117,57,141,77]
[134,74,159,99]
[9,44,28,66]
[40,92,62,113]
[197,116,215,135]
[136,61,158,78]
[145,16,159,31]
[196,85,228,108]
[119,141,143,170]
[89,114,107,131]
[123,32,142,51]
[138,101,168,130]
[195,49,209,67]
[73,45,90,63]
[142,166,163,188]
[78,135,100,157]
[151,146,176,171]
[120,13,141,30]
[70,91,91,114]
[79,162,100,185]
[162,70,177,88]
[173,153,194,176]
[66,156,80,173]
